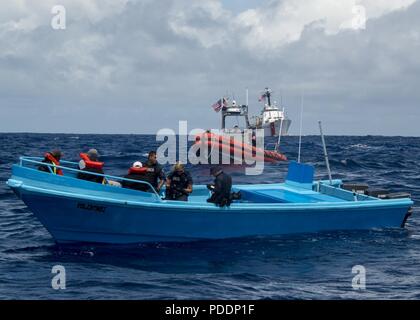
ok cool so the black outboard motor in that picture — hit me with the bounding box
[342,183,413,227]
[342,183,369,194]
[342,183,411,200]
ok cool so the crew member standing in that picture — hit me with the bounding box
[165,162,193,201]
[143,151,166,193]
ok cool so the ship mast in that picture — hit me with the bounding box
[265,87,272,107]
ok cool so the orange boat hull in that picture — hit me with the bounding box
[194,133,287,163]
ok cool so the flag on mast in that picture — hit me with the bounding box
[211,97,228,112]
[259,93,267,102]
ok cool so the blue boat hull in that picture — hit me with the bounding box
[7,162,413,244]
[17,187,411,244]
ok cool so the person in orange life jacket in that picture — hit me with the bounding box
[38,150,63,175]
[165,162,193,201]
[77,149,106,184]
[121,161,151,192]
[143,151,166,193]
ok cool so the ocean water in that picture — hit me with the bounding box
[0,133,419,300]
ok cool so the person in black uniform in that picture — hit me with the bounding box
[143,151,166,193]
[165,162,193,201]
[207,166,233,207]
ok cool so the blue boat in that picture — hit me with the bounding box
[6,157,414,244]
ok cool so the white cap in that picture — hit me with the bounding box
[133,161,143,168]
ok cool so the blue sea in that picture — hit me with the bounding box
[0,134,419,300]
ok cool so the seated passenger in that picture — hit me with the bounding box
[165,162,193,201]
[77,149,106,184]
[38,150,63,175]
[121,161,150,192]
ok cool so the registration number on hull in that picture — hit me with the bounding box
[77,203,106,213]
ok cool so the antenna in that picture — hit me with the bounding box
[246,88,249,107]
[221,96,225,130]
[319,121,333,184]
[275,107,285,152]
[280,89,283,106]
[298,93,304,163]
[267,87,272,107]
[244,88,251,129]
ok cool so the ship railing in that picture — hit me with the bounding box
[18,156,162,201]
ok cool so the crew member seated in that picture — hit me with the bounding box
[207,166,233,207]
[38,150,63,175]
[165,162,193,201]
[77,149,106,184]
[121,161,150,192]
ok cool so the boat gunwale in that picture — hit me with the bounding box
[18,156,162,200]
[10,157,414,211]
[9,177,414,212]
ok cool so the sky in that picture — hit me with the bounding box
[0,0,419,136]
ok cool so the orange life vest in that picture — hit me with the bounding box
[44,153,63,176]
[128,167,148,175]
[79,153,104,170]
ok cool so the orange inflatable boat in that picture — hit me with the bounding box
[194,132,287,163]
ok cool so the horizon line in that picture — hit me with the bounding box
[0,131,419,138]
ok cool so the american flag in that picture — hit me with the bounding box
[211,98,228,112]
[258,93,267,102]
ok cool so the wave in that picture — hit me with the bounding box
[0,133,419,299]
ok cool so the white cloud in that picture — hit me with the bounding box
[168,0,232,48]
[0,0,419,135]
[235,0,417,51]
